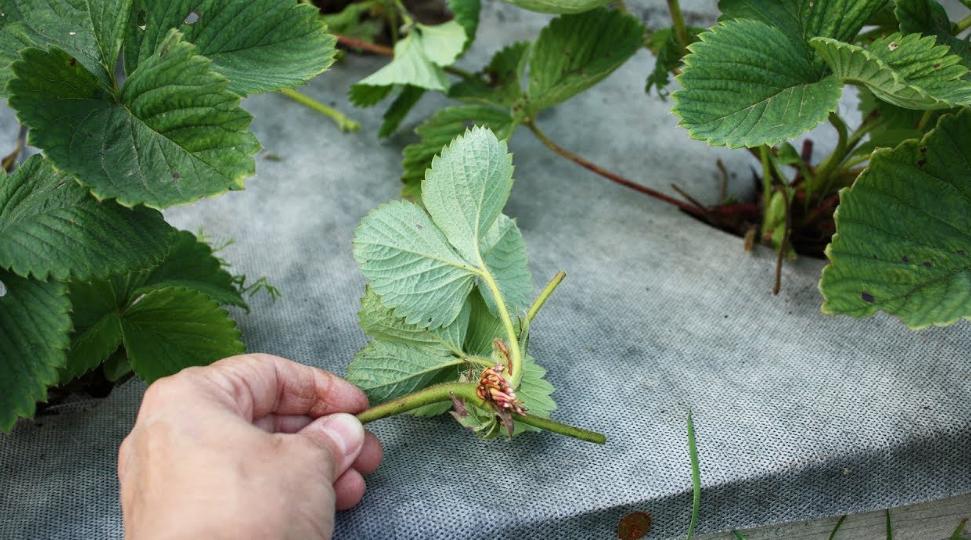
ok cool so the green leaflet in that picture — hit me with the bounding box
[321,1,383,43]
[499,0,611,14]
[347,340,465,404]
[122,287,243,382]
[645,27,703,98]
[527,8,643,113]
[379,85,425,138]
[10,30,259,208]
[124,0,336,95]
[718,0,887,43]
[478,215,532,316]
[820,109,971,329]
[0,272,70,432]
[352,21,467,96]
[0,155,173,281]
[447,0,481,54]
[401,105,513,200]
[448,41,529,108]
[139,230,246,309]
[61,274,136,382]
[674,18,842,148]
[811,33,971,110]
[893,0,971,68]
[359,287,469,355]
[0,6,32,99]
[463,289,505,356]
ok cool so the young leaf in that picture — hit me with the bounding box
[446,0,481,54]
[352,22,466,95]
[359,287,469,355]
[527,9,643,113]
[401,105,514,198]
[379,85,426,138]
[448,41,529,108]
[673,19,841,148]
[122,286,244,382]
[421,125,514,263]
[499,0,611,15]
[0,156,173,281]
[820,109,971,329]
[463,289,505,356]
[645,27,703,98]
[124,0,336,95]
[811,33,971,110]
[61,275,136,382]
[353,200,478,328]
[346,340,465,403]
[10,30,260,208]
[0,272,70,432]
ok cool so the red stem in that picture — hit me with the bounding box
[335,34,393,56]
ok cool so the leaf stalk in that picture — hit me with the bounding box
[477,267,525,388]
[278,88,361,132]
[526,271,565,325]
[666,0,691,56]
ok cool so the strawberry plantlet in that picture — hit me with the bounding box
[0,0,337,431]
[348,127,605,443]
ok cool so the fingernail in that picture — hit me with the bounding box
[318,413,365,457]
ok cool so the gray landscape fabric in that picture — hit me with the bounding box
[2,2,971,538]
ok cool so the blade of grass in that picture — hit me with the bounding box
[686,411,702,539]
[885,509,893,540]
[950,518,968,540]
[828,515,847,539]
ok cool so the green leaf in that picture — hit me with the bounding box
[359,287,469,355]
[0,7,32,99]
[893,0,971,69]
[139,230,246,308]
[448,41,528,108]
[421,126,514,263]
[674,19,841,148]
[401,105,514,197]
[346,340,464,403]
[718,0,803,37]
[0,155,173,281]
[125,0,336,95]
[499,0,611,15]
[7,0,132,88]
[820,109,971,329]
[321,1,383,43]
[447,0,480,54]
[479,215,532,316]
[718,0,887,43]
[353,200,477,328]
[811,33,971,110]
[645,27,703,99]
[122,286,243,382]
[349,83,392,107]
[527,9,643,113]
[352,22,466,94]
[10,30,259,208]
[379,85,425,138]
[0,272,70,431]
[61,275,134,382]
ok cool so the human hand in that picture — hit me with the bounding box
[118,354,383,540]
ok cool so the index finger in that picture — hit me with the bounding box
[189,353,369,420]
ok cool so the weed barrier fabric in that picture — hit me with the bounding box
[3,2,971,538]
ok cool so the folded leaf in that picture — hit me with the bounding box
[820,109,971,329]
[0,155,173,281]
[10,30,259,208]
[674,19,841,148]
[811,33,971,110]
[527,9,643,113]
[499,0,611,14]
[352,22,466,94]
[125,0,336,95]
[122,286,244,382]
[0,272,70,432]
[347,340,464,403]
[463,289,506,356]
[422,126,514,263]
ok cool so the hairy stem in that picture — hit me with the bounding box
[526,271,565,325]
[666,0,691,55]
[478,267,525,388]
[278,88,361,132]
[525,121,704,217]
[512,414,606,444]
[357,383,480,423]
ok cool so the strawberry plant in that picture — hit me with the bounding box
[348,127,604,443]
[0,0,336,431]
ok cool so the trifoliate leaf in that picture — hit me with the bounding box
[448,41,529,108]
[359,287,469,355]
[353,200,477,328]
[811,33,971,110]
[125,0,336,95]
[0,272,70,432]
[674,19,841,148]
[527,9,643,113]
[401,105,514,197]
[7,0,132,88]
[820,109,971,329]
[421,126,514,263]
[499,0,611,15]
[479,215,532,316]
[379,85,425,138]
[346,340,465,404]
[139,230,246,308]
[61,275,135,382]
[0,155,173,281]
[352,22,466,95]
[447,0,480,53]
[122,286,244,382]
[10,30,259,208]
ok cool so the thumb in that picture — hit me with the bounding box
[296,413,366,481]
